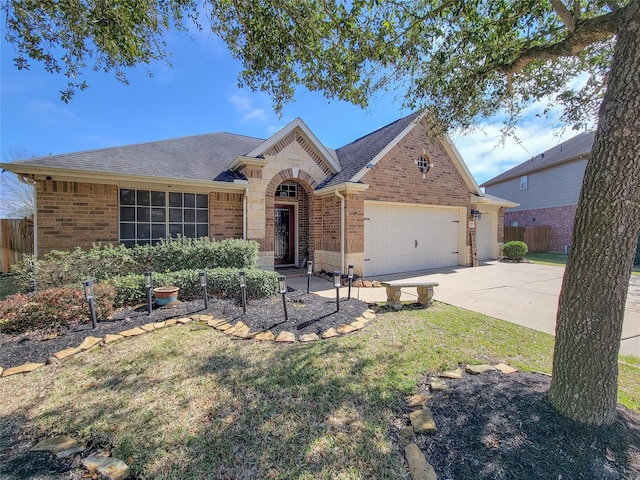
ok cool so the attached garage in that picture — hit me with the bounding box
[363,202,465,276]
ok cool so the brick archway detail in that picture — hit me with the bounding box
[264,169,318,262]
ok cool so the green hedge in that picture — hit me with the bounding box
[503,241,528,261]
[12,237,260,292]
[0,284,115,334]
[106,268,279,307]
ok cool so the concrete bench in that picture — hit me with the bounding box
[380,281,439,310]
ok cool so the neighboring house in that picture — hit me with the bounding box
[481,131,595,253]
[1,113,515,277]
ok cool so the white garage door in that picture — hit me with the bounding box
[364,203,461,276]
[476,213,492,261]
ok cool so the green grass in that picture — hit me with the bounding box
[526,252,640,275]
[1,304,638,479]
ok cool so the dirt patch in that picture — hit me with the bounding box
[0,289,370,369]
[405,370,640,479]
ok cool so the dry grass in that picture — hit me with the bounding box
[1,303,637,479]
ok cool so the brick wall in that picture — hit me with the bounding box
[504,205,577,252]
[209,192,244,239]
[36,180,119,254]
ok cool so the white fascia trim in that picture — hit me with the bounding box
[1,165,248,193]
[314,182,369,196]
[228,156,270,170]
[245,118,341,174]
[350,114,424,184]
[471,194,519,208]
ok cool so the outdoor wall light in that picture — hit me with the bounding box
[144,271,153,313]
[307,260,313,294]
[278,275,288,321]
[83,279,97,329]
[239,270,247,314]
[199,271,209,310]
[347,265,354,300]
[471,209,482,220]
[333,270,341,312]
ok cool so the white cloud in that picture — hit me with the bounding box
[228,93,270,123]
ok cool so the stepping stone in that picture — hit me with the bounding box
[275,331,296,343]
[399,426,416,439]
[207,318,227,328]
[2,362,45,376]
[362,310,376,320]
[494,363,518,374]
[119,327,146,337]
[164,319,178,326]
[321,328,339,339]
[196,314,214,322]
[440,368,463,379]
[140,323,155,332]
[0,367,3,376]
[215,322,233,331]
[371,281,382,287]
[79,336,102,350]
[54,346,81,360]
[104,334,124,344]
[429,379,448,391]
[176,317,192,324]
[409,407,437,433]
[254,331,275,341]
[31,436,85,457]
[82,456,130,480]
[352,280,364,287]
[407,394,431,410]
[363,280,373,287]
[351,320,366,329]
[225,322,244,335]
[299,333,320,342]
[355,316,370,324]
[232,324,251,338]
[153,321,166,329]
[405,443,438,480]
[337,324,357,334]
[466,364,497,375]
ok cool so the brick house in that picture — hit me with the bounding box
[1,113,515,276]
[481,131,594,253]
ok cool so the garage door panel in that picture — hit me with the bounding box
[364,203,460,276]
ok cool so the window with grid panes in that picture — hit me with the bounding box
[119,189,209,247]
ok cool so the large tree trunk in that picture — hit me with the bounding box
[548,1,640,426]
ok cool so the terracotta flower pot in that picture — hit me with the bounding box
[153,286,179,306]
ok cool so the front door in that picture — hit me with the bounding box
[275,204,295,265]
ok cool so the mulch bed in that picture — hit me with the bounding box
[0,288,371,369]
[406,370,640,479]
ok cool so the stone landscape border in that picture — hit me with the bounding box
[0,309,377,378]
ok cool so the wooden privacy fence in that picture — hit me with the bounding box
[1,218,34,273]
[504,225,550,253]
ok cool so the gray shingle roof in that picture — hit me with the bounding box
[3,132,265,182]
[481,131,595,187]
[318,112,421,188]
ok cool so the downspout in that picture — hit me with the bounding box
[243,187,248,240]
[18,175,37,256]
[334,189,345,274]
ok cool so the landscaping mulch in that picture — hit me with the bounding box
[0,288,370,369]
[407,370,640,480]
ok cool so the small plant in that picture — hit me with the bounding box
[0,284,115,334]
[503,241,528,261]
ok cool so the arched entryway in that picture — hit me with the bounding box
[265,170,316,268]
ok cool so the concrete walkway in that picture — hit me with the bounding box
[287,261,639,357]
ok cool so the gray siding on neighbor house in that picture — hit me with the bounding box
[485,159,588,212]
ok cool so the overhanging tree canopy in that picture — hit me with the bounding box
[4,0,639,426]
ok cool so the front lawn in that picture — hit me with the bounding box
[1,303,638,479]
[527,252,640,275]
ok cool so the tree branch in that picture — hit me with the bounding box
[499,9,621,75]
[550,0,576,31]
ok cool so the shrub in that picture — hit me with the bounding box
[12,238,260,292]
[503,241,528,261]
[0,284,115,334]
[106,268,279,307]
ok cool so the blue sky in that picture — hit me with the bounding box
[1,25,590,216]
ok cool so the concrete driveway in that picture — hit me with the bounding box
[289,261,639,357]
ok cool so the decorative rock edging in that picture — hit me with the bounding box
[1,310,377,378]
[400,363,519,480]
